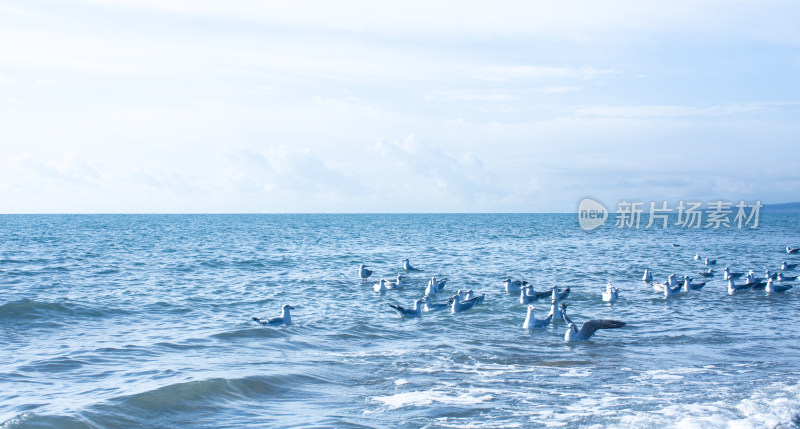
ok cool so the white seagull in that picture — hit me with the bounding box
[602,283,619,302]
[373,279,388,293]
[523,285,553,301]
[425,276,447,296]
[766,279,793,293]
[523,305,552,329]
[705,257,717,266]
[778,272,798,282]
[653,274,680,292]
[359,264,373,281]
[787,246,800,254]
[728,279,753,295]
[402,258,419,271]
[663,279,682,298]
[386,275,405,290]
[548,300,564,323]
[744,272,766,289]
[252,304,294,326]
[682,275,706,292]
[504,278,527,293]
[723,267,743,280]
[464,289,484,304]
[551,286,570,300]
[451,293,484,313]
[562,304,625,342]
[781,261,798,271]
[694,253,701,261]
[388,298,424,318]
[765,270,777,280]
[422,295,451,312]
[643,269,653,282]
[520,287,536,304]
[698,269,714,278]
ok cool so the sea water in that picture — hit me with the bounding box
[1,214,800,428]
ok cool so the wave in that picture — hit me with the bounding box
[1,413,89,429]
[2,373,340,428]
[209,327,292,340]
[0,298,126,321]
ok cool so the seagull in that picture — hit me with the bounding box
[745,272,766,289]
[425,276,446,296]
[373,279,388,293]
[778,272,798,282]
[519,287,537,304]
[705,257,717,266]
[520,285,553,303]
[766,279,793,293]
[672,243,680,247]
[464,289,484,304]
[359,264,373,281]
[402,258,419,271]
[504,278,527,293]
[787,246,800,254]
[643,269,653,282]
[548,300,563,322]
[664,280,682,298]
[698,269,714,278]
[252,304,295,326]
[602,283,619,302]
[561,304,625,342]
[653,274,681,292]
[450,293,483,313]
[385,275,405,290]
[694,253,701,261]
[682,275,706,291]
[728,279,753,295]
[422,295,451,312]
[781,262,798,271]
[523,305,552,329]
[765,270,778,280]
[388,298,424,318]
[723,267,743,280]
[551,286,570,300]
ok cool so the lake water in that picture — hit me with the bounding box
[2,214,800,428]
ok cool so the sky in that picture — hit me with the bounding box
[1,0,798,213]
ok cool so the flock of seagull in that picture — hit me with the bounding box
[253,248,800,343]
[364,262,626,342]
[643,247,799,298]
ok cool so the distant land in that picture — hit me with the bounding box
[762,202,800,213]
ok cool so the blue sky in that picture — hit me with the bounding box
[1,0,798,212]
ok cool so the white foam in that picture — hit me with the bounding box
[559,368,592,378]
[615,378,800,428]
[729,379,800,428]
[373,388,494,409]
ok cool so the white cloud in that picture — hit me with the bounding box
[538,86,584,94]
[565,102,800,118]
[74,0,800,45]
[367,136,503,206]
[472,66,616,82]
[424,90,514,102]
[0,1,798,212]
[220,146,363,202]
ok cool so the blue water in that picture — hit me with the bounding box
[2,214,800,428]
